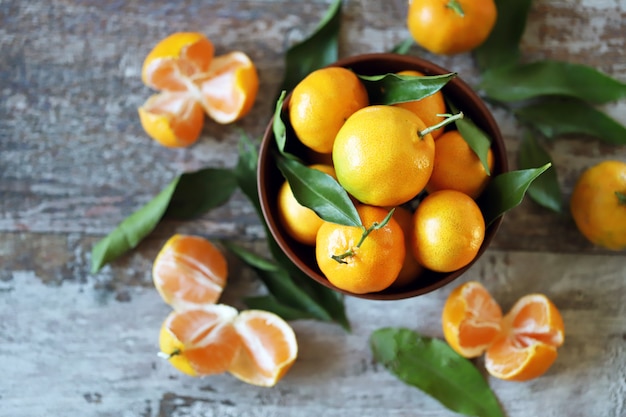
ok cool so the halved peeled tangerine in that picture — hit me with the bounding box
[442,281,565,381]
[139,32,259,147]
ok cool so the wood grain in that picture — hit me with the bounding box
[1,1,625,416]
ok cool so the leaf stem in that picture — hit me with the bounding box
[158,349,181,360]
[331,209,395,264]
[446,0,465,17]
[418,112,464,138]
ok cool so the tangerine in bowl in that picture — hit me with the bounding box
[257,53,508,300]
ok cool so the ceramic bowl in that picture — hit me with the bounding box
[257,53,508,300]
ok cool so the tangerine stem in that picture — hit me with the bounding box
[446,0,465,17]
[616,191,626,205]
[418,112,464,138]
[158,349,181,360]
[331,209,395,264]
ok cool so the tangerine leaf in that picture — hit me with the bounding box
[371,328,505,417]
[449,100,492,174]
[478,163,552,226]
[514,97,626,145]
[272,91,288,153]
[391,38,414,55]
[359,72,456,105]
[276,153,362,227]
[234,132,262,213]
[518,132,564,213]
[90,178,179,273]
[278,0,342,95]
[474,0,533,71]
[90,167,237,273]
[244,295,318,321]
[479,60,626,104]
[165,168,237,219]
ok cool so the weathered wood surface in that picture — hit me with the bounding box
[1,1,625,416]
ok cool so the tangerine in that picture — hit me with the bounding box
[570,160,626,251]
[315,205,405,294]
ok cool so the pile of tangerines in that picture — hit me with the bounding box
[278,66,494,295]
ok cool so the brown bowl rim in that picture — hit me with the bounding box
[257,52,508,300]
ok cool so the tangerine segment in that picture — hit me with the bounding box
[316,205,406,294]
[142,32,215,91]
[442,281,502,358]
[393,70,447,140]
[197,51,260,124]
[485,294,565,381]
[139,92,205,147]
[411,190,485,273]
[228,310,298,387]
[333,105,435,207]
[153,234,228,311]
[159,305,241,377]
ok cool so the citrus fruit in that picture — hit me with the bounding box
[228,310,298,387]
[159,304,241,377]
[332,105,436,207]
[426,130,494,199]
[442,281,502,358]
[315,205,406,294]
[393,70,447,140]
[390,206,424,288]
[277,164,336,246]
[152,234,228,311]
[570,160,626,251]
[139,32,259,147]
[289,66,369,154]
[485,294,565,381]
[411,190,485,272]
[407,0,497,55]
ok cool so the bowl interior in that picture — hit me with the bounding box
[258,53,508,300]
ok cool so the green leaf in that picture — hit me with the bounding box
[514,97,626,145]
[276,153,362,227]
[371,328,505,417]
[478,163,552,226]
[359,72,456,105]
[480,60,626,104]
[518,132,563,213]
[391,38,414,55]
[449,100,492,174]
[244,295,318,321]
[474,0,533,71]
[91,167,238,273]
[234,132,262,213]
[165,168,237,219]
[91,178,180,273]
[278,0,342,95]
[272,91,288,153]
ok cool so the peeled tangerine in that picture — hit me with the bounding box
[442,281,565,381]
[159,306,298,387]
[139,32,259,147]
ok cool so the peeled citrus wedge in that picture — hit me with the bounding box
[442,281,503,358]
[152,234,228,311]
[139,32,259,147]
[228,310,298,387]
[159,305,241,377]
[485,294,565,381]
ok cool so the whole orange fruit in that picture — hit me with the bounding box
[333,105,435,207]
[393,70,447,140]
[407,0,497,55]
[411,190,485,272]
[570,160,626,250]
[390,206,424,288]
[315,205,405,294]
[277,164,336,246]
[426,130,494,199]
[289,67,369,154]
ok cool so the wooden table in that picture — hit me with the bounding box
[2,1,625,416]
